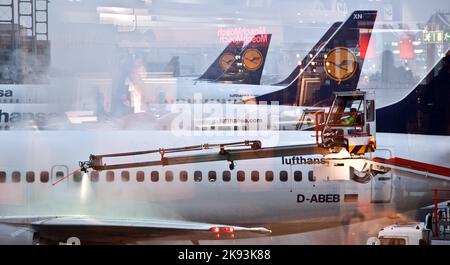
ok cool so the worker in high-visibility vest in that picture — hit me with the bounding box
[343,108,358,126]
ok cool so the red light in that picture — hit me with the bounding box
[221,227,235,233]
[210,226,235,233]
[400,35,414,59]
[210,227,220,233]
[359,32,371,59]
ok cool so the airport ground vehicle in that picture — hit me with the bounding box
[370,189,450,245]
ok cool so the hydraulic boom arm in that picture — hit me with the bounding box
[79,140,327,172]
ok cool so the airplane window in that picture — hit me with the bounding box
[208,171,216,182]
[222,171,231,182]
[294,171,302,182]
[73,171,82,183]
[56,171,64,178]
[165,171,174,182]
[0,171,6,183]
[251,171,259,182]
[40,171,49,183]
[308,171,316,182]
[90,171,99,182]
[121,171,130,182]
[151,171,159,182]
[26,171,35,183]
[136,171,145,182]
[12,171,20,183]
[265,171,274,182]
[106,171,114,182]
[194,171,202,182]
[237,171,245,182]
[180,171,188,182]
[280,171,288,182]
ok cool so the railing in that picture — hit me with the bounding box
[432,188,450,237]
[315,110,366,145]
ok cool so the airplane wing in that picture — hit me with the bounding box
[0,216,271,244]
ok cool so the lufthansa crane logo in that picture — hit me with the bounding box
[219,53,235,70]
[242,49,263,71]
[324,47,358,81]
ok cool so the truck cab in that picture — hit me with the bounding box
[376,223,431,245]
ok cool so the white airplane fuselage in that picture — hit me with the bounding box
[164,77,281,103]
[0,130,448,232]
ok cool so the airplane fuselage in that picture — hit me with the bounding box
[0,131,447,233]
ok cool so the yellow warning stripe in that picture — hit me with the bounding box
[349,145,356,153]
[357,145,366,154]
[349,145,374,154]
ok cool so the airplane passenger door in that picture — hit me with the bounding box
[370,149,393,203]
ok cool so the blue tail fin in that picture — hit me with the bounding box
[197,40,244,81]
[215,34,272,85]
[252,10,377,106]
[377,50,450,136]
[273,22,342,86]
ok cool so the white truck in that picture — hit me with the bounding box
[373,223,431,245]
[368,221,450,245]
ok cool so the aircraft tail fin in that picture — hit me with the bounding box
[251,10,377,106]
[377,50,450,136]
[164,56,180,77]
[215,34,272,85]
[197,41,244,81]
[273,22,342,86]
